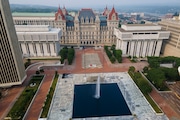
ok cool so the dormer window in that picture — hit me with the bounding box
[81,17,84,23]
[90,17,94,23]
[113,15,115,20]
[59,15,61,20]
[86,17,89,23]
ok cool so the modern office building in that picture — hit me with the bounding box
[12,6,119,47]
[0,0,26,87]
[16,25,61,57]
[114,24,170,57]
[158,17,180,57]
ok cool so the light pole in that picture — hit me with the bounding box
[83,46,87,80]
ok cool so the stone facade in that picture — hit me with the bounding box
[114,24,170,57]
[15,25,62,57]
[12,6,119,47]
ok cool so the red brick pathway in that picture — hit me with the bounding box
[25,71,54,120]
[0,70,34,120]
[150,89,180,119]
[1,48,179,120]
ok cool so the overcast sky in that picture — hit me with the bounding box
[9,0,180,8]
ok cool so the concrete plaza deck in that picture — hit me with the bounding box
[48,72,168,120]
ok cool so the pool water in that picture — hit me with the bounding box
[72,83,131,118]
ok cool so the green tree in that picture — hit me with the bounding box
[115,50,122,63]
[129,66,135,73]
[110,56,116,63]
[147,68,165,89]
[143,66,149,73]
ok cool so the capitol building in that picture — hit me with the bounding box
[12,6,171,58]
[13,6,119,48]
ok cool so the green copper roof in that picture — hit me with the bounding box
[12,12,55,17]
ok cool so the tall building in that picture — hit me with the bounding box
[158,18,180,57]
[114,24,170,57]
[0,0,26,87]
[12,6,119,47]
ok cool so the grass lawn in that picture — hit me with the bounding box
[40,74,59,118]
[7,75,44,119]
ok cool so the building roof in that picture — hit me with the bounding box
[117,24,169,32]
[15,25,61,33]
[102,6,109,16]
[66,21,74,27]
[108,7,118,20]
[55,6,65,20]
[78,8,95,21]
[99,16,107,26]
[12,12,55,17]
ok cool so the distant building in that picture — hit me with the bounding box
[12,6,119,47]
[16,25,61,57]
[0,0,26,87]
[158,17,180,57]
[114,24,170,57]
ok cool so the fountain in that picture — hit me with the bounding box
[95,75,100,99]
[72,75,131,118]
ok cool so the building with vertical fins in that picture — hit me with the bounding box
[114,24,170,57]
[12,6,119,48]
[0,0,26,87]
[158,15,180,57]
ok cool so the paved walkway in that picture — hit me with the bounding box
[1,48,179,120]
[150,89,180,119]
[0,70,34,120]
[24,70,54,120]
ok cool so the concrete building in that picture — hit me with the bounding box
[0,0,26,87]
[12,6,119,47]
[15,25,61,57]
[114,24,170,57]
[158,17,180,57]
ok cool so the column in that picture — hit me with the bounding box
[142,40,148,57]
[122,41,127,55]
[36,43,42,56]
[148,40,154,56]
[43,43,48,56]
[130,41,135,57]
[28,43,34,57]
[136,40,141,57]
[50,43,56,56]
[21,43,27,55]
[155,40,163,56]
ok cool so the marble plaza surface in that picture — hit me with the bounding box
[48,72,168,120]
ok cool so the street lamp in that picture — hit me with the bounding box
[83,46,87,80]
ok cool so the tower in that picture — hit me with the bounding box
[107,6,119,44]
[0,0,26,87]
[55,5,66,43]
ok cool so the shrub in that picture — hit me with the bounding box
[147,68,166,90]
[110,56,116,63]
[36,70,40,74]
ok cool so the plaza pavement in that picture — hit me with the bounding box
[0,48,179,120]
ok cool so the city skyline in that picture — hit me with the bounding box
[9,0,180,8]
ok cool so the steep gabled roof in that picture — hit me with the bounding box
[55,6,65,20]
[78,8,95,22]
[102,6,109,16]
[62,6,68,15]
[108,7,118,20]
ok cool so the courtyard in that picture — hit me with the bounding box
[48,72,168,120]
